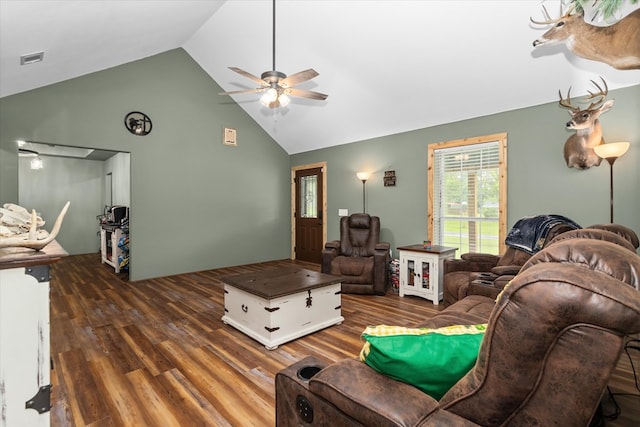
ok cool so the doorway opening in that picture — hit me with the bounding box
[18,141,131,278]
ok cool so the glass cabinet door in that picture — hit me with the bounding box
[421,260,430,289]
[407,260,415,287]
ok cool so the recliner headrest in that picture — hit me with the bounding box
[587,224,639,249]
[348,214,371,229]
[521,239,640,289]
[546,229,636,253]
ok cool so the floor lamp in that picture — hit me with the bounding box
[356,172,370,213]
[593,142,630,223]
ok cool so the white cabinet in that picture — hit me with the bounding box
[0,240,67,427]
[398,244,457,305]
[100,226,128,273]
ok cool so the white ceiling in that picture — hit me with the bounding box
[1,0,639,154]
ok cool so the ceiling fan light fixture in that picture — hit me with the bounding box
[261,87,279,106]
[219,0,327,108]
[278,94,290,107]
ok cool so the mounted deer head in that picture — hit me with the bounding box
[558,77,614,170]
[532,5,640,70]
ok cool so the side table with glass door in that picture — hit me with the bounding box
[397,244,457,305]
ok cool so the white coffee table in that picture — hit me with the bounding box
[221,267,344,350]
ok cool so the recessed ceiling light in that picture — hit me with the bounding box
[20,51,44,65]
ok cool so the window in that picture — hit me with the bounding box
[428,133,507,255]
[299,174,318,218]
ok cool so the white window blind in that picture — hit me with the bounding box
[433,141,500,254]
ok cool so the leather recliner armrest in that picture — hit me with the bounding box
[309,359,439,426]
[324,240,340,250]
[494,275,515,290]
[491,265,521,276]
[443,256,499,274]
[321,241,341,274]
[373,243,391,295]
[418,410,483,426]
[374,242,390,252]
[460,253,501,264]
[468,281,502,299]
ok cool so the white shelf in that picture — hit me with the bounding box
[100,226,128,273]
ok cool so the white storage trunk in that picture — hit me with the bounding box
[221,268,343,350]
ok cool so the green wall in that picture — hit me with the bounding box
[0,48,292,280]
[1,47,638,280]
[292,85,640,257]
[19,155,105,255]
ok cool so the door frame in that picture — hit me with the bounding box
[291,161,327,260]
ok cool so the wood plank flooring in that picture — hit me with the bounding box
[49,253,640,426]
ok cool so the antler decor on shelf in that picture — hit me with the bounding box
[0,201,70,250]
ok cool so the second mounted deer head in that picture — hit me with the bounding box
[531,5,640,70]
[558,77,614,170]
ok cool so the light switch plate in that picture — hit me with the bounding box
[338,209,348,217]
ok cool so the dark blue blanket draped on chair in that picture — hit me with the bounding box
[505,214,581,254]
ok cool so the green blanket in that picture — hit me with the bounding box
[360,324,487,399]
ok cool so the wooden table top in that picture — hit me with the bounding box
[221,266,343,299]
[0,239,68,270]
[397,244,458,254]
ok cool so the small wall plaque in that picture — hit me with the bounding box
[384,170,396,187]
[124,112,152,136]
[223,127,237,146]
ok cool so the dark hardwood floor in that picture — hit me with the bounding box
[49,253,639,426]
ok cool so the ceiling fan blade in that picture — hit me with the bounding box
[279,69,319,88]
[284,88,328,101]
[228,67,268,86]
[219,88,265,96]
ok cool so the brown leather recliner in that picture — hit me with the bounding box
[587,223,640,249]
[276,238,640,426]
[464,223,640,302]
[321,214,390,295]
[442,221,573,306]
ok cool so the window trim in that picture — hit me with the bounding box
[427,132,508,254]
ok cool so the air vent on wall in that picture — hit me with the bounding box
[20,51,44,65]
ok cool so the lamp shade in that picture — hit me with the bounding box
[593,142,630,159]
[356,172,370,181]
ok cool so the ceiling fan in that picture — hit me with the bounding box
[219,0,328,108]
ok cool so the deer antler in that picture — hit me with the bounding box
[558,87,579,112]
[585,77,609,110]
[0,201,70,250]
[530,3,576,25]
[558,77,609,112]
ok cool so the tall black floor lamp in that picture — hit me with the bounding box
[356,172,370,213]
[593,142,630,223]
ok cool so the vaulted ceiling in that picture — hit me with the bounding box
[1,0,639,154]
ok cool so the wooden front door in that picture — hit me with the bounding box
[294,167,324,263]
